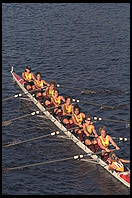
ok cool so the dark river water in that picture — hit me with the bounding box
[2,3,130,195]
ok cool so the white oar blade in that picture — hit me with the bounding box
[2,120,12,127]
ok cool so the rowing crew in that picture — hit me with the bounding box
[22,66,130,173]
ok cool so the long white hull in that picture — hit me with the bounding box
[10,67,130,188]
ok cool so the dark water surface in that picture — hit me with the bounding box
[2,3,130,195]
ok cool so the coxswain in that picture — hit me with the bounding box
[71,105,86,142]
[61,96,74,128]
[51,89,65,115]
[43,80,56,107]
[97,126,120,161]
[22,66,36,90]
[83,116,99,152]
[107,151,130,172]
[34,72,49,100]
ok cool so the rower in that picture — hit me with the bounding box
[43,80,56,107]
[22,66,36,90]
[71,105,86,142]
[97,126,120,161]
[50,89,65,115]
[61,96,74,128]
[34,72,49,101]
[83,116,99,152]
[107,151,130,172]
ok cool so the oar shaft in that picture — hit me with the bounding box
[102,118,129,123]
[93,116,130,124]
[2,94,22,102]
[112,137,130,141]
[6,114,32,122]
[3,131,60,148]
[6,157,74,171]
[74,99,115,109]
[2,111,40,127]
[2,87,46,102]
[42,102,75,112]
[3,127,79,148]
[4,153,99,171]
[57,84,124,95]
[89,135,130,142]
[45,104,62,111]
[57,84,81,91]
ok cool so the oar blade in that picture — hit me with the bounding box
[81,90,96,94]
[2,120,12,127]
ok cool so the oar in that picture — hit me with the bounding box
[2,131,60,148]
[2,101,74,127]
[72,98,126,110]
[89,135,130,142]
[57,84,104,94]
[112,136,130,142]
[19,97,31,101]
[2,93,23,102]
[2,87,46,102]
[57,84,125,95]
[42,101,76,112]
[2,126,79,148]
[2,111,40,127]
[93,116,130,124]
[2,151,101,171]
[2,103,63,127]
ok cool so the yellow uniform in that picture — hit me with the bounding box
[47,88,54,97]
[111,160,124,172]
[84,124,93,135]
[99,135,110,148]
[34,79,44,88]
[64,104,72,115]
[73,113,83,125]
[52,96,61,105]
[24,72,34,82]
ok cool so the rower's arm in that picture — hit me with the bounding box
[61,96,65,103]
[72,115,81,127]
[83,124,90,136]
[22,72,26,80]
[108,163,117,171]
[51,97,58,107]
[71,105,74,114]
[82,113,86,119]
[34,80,38,89]
[32,73,36,81]
[45,87,49,95]
[43,87,49,96]
[109,136,120,150]
[61,104,66,115]
[119,158,130,163]
[72,115,77,125]
[34,79,38,86]
[97,138,105,150]
[92,126,98,137]
[43,80,49,87]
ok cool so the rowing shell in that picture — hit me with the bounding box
[10,67,130,188]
